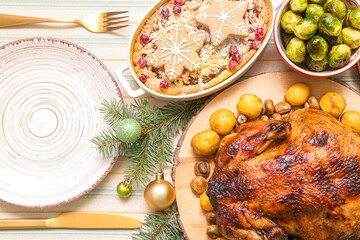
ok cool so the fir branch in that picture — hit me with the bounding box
[134,99,157,121]
[130,99,161,128]
[100,99,130,127]
[151,98,206,136]
[125,135,156,186]
[91,128,120,158]
[92,97,206,185]
[132,204,184,240]
[158,132,171,171]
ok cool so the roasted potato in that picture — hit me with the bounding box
[236,94,263,119]
[191,130,220,156]
[285,82,310,106]
[200,191,213,211]
[319,92,347,117]
[341,111,360,134]
[209,109,236,135]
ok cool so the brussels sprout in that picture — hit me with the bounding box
[342,27,360,49]
[290,0,308,13]
[281,10,303,34]
[328,44,351,68]
[309,0,327,6]
[281,31,295,46]
[322,32,343,46]
[306,35,329,61]
[286,37,307,63]
[306,4,325,22]
[323,0,347,21]
[349,8,360,29]
[294,18,318,40]
[318,13,343,36]
[344,9,352,27]
[306,55,329,71]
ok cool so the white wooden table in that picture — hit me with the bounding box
[0,0,359,239]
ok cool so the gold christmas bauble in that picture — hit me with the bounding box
[144,171,175,211]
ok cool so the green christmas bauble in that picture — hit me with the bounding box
[117,181,132,197]
[116,118,142,143]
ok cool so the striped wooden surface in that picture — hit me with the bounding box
[0,0,359,239]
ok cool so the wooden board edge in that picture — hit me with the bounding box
[171,94,217,182]
[171,94,218,240]
[333,77,360,96]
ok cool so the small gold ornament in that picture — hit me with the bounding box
[144,170,175,211]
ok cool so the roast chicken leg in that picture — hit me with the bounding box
[207,109,360,240]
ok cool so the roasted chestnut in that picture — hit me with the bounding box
[207,225,221,239]
[264,99,275,115]
[194,161,210,178]
[275,101,292,114]
[206,212,217,225]
[190,176,207,195]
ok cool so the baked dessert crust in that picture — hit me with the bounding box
[133,0,269,95]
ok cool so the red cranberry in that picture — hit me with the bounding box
[160,80,169,89]
[229,45,239,55]
[140,34,150,44]
[174,0,183,5]
[233,53,243,63]
[139,73,148,83]
[228,60,238,70]
[161,7,170,18]
[255,27,265,39]
[138,57,147,67]
[173,5,182,14]
[252,40,260,50]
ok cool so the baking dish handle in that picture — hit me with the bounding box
[115,63,146,98]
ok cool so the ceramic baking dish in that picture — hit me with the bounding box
[116,0,275,101]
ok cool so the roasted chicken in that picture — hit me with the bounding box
[207,108,360,240]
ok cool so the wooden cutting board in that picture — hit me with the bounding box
[172,72,360,240]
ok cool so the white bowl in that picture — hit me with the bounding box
[273,0,360,78]
[116,0,275,101]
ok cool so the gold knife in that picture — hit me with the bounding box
[0,212,142,229]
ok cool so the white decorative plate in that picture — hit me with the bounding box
[0,37,121,208]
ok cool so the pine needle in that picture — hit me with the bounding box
[91,128,120,158]
[132,205,185,240]
[100,99,131,127]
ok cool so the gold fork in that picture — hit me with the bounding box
[0,11,129,33]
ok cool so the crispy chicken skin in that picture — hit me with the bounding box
[207,109,360,240]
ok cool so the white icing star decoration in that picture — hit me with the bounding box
[148,25,205,81]
[196,0,249,46]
